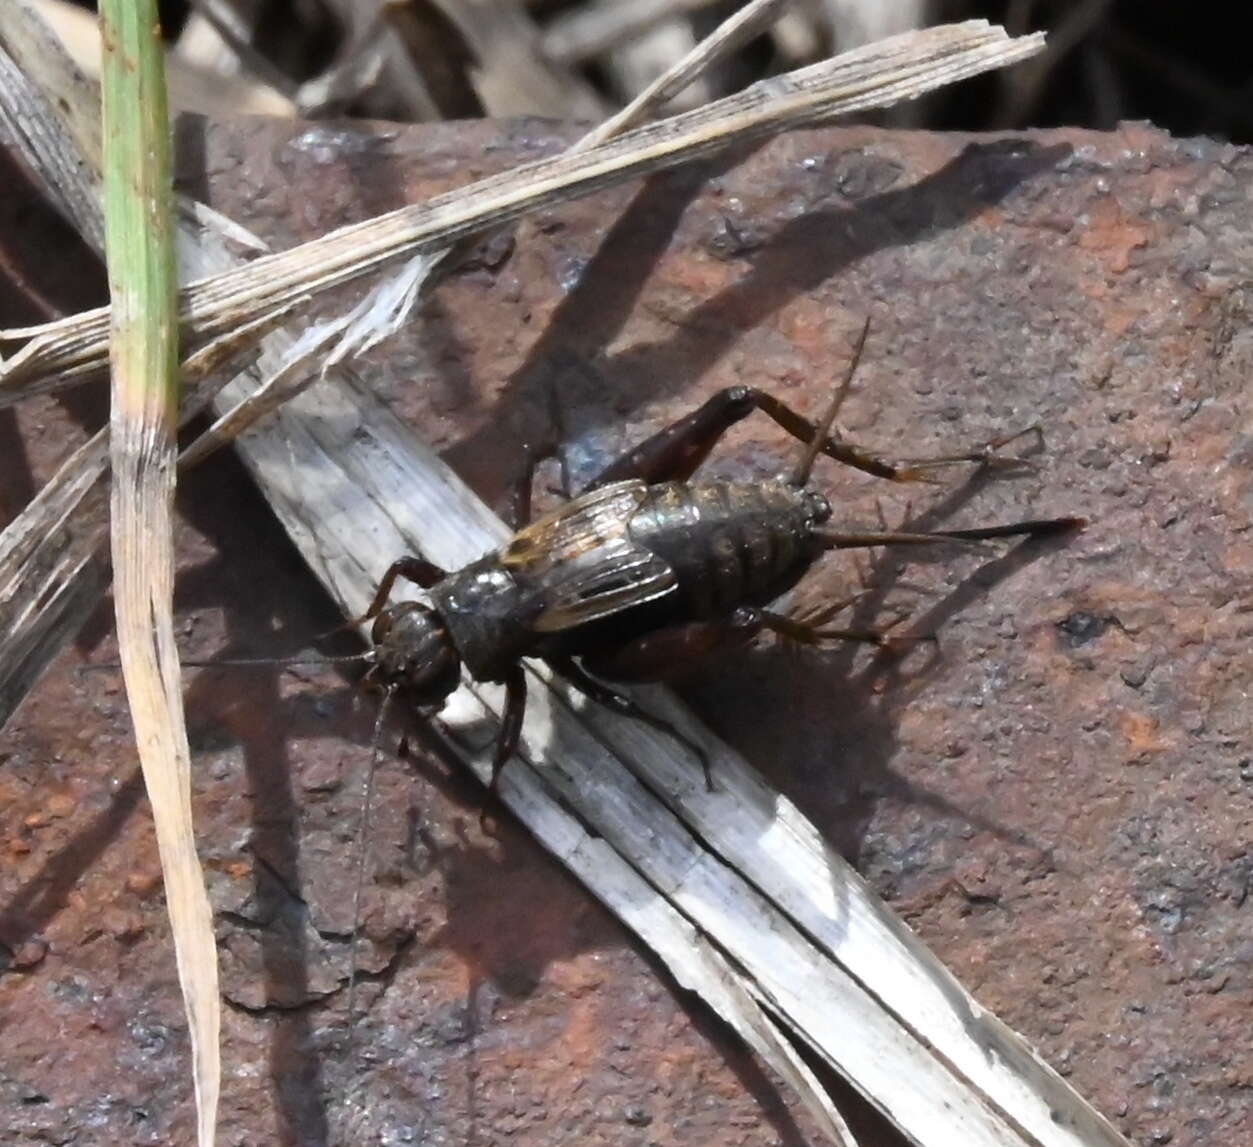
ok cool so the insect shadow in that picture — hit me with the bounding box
[444,138,1073,497]
[679,459,1073,867]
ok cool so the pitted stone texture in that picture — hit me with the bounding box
[2,116,1249,1146]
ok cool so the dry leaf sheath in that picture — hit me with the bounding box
[98,1,220,1144]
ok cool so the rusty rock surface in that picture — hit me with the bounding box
[2,116,1251,1146]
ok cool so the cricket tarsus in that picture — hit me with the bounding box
[363,321,1082,804]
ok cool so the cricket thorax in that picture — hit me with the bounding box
[429,558,534,681]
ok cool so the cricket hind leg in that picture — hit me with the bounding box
[580,322,866,491]
[751,392,1043,484]
[583,385,760,489]
[690,320,1038,485]
[581,380,1039,495]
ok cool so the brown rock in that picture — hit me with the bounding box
[1,115,1250,1145]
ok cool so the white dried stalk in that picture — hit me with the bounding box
[580,0,791,148]
[0,21,1046,400]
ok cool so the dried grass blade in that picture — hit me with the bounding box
[0,432,109,724]
[99,1,219,1143]
[0,21,1047,400]
[578,0,791,148]
[0,0,104,247]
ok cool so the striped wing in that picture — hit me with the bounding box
[503,480,676,633]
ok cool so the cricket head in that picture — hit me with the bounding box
[370,600,462,707]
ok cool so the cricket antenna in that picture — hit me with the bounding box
[791,316,872,488]
[343,685,395,1050]
[180,652,372,669]
[76,650,374,677]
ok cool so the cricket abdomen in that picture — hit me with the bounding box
[628,479,830,617]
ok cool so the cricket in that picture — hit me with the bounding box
[360,320,1083,791]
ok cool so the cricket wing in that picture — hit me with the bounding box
[529,540,677,633]
[503,480,648,572]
